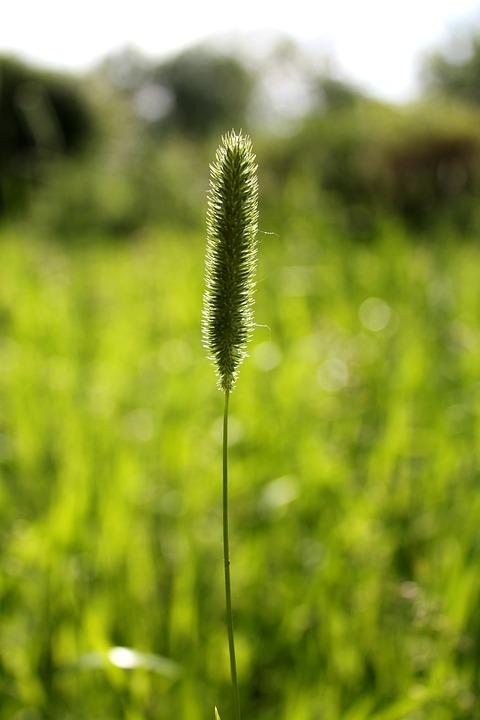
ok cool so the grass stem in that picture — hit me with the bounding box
[222,389,241,720]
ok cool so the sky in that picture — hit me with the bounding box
[2,0,480,101]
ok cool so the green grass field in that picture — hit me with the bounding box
[1,223,479,719]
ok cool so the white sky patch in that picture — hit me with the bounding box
[1,0,480,101]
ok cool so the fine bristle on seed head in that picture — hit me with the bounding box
[202,130,259,393]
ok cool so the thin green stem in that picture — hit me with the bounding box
[223,389,241,720]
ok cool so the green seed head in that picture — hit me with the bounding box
[202,130,259,393]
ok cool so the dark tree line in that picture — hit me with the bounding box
[4,27,480,233]
[0,57,94,213]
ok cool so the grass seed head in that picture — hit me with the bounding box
[202,130,259,393]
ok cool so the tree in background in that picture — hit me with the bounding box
[0,56,94,215]
[422,28,480,106]
[101,45,254,138]
[154,46,254,136]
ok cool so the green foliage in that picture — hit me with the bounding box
[262,99,480,234]
[7,34,480,239]
[314,76,368,112]
[203,131,259,392]
[26,138,207,237]
[1,223,480,719]
[155,47,254,137]
[422,29,480,106]
[100,45,254,138]
[23,89,480,241]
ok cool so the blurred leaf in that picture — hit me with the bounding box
[72,647,181,679]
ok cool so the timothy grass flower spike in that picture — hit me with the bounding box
[202,130,259,392]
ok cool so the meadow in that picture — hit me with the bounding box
[0,219,479,720]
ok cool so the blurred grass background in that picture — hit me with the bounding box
[1,24,480,720]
